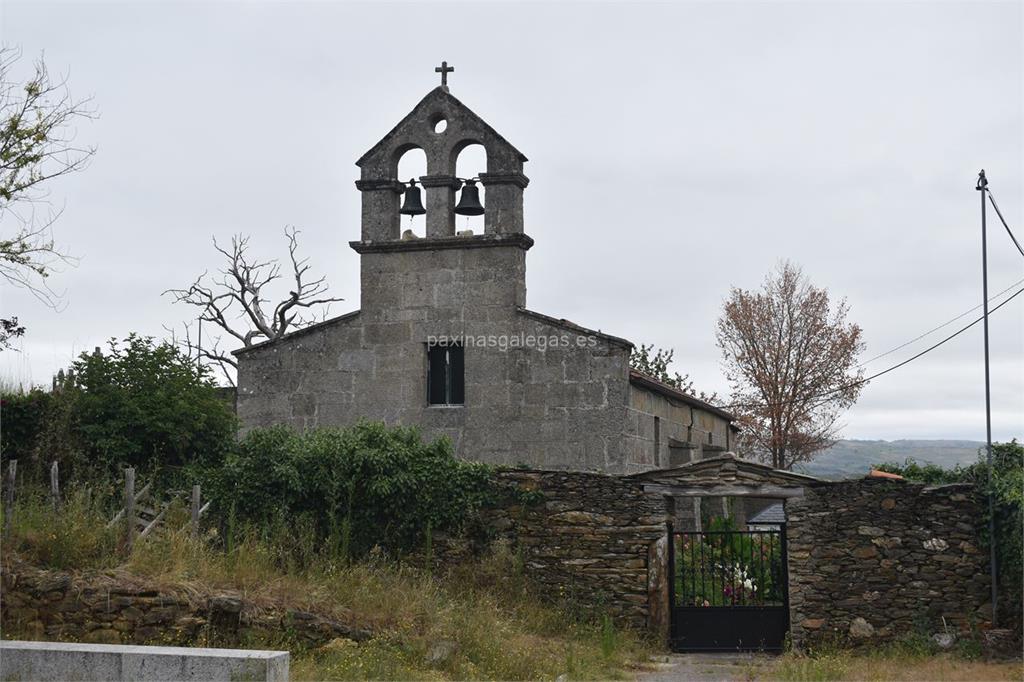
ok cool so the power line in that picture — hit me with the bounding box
[720,285,1024,412]
[859,277,1024,366]
[987,189,1024,258]
[860,186,1022,367]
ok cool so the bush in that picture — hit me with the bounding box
[0,334,237,487]
[0,389,54,464]
[71,335,236,478]
[208,422,495,558]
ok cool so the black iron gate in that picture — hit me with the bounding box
[668,525,789,652]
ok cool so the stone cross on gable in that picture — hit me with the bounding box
[435,61,454,87]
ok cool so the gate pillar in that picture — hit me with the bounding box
[647,532,671,644]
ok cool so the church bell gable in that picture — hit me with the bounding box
[354,86,530,242]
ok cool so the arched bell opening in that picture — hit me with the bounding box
[453,142,487,235]
[395,146,428,238]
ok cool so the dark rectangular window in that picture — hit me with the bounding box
[427,343,464,405]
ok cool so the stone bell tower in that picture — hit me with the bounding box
[350,66,533,317]
[353,73,529,240]
[236,65,736,475]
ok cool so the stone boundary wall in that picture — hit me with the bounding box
[786,478,991,648]
[0,559,371,648]
[6,468,992,652]
[479,469,669,630]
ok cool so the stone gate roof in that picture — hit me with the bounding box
[628,452,824,498]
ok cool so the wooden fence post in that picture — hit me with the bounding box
[124,467,136,551]
[191,484,201,537]
[50,461,60,513]
[4,459,16,537]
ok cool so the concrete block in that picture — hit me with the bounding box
[0,640,289,681]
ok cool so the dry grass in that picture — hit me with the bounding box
[9,492,1019,681]
[768,654,1022,681]
[3,491,656,680]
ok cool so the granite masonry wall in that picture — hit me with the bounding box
[786,478,991,648]
[235,239,639,473]
[623,383,733,470]
[0,559,370,648]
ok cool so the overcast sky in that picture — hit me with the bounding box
[2,1,1021,442]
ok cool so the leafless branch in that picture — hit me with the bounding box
[165,322,239,387]
[164,227,343,384]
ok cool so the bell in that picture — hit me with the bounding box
[454,180,485,216]
[399,179,426,216]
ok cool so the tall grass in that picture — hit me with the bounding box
[772,636,1022,682]
[772,652,1022,682]
[0,370,34,394]
[2,488,120,570]
[3,488,655,680]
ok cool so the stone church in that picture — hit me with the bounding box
[235,73,737,474]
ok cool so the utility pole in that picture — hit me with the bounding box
[976,169,998,627]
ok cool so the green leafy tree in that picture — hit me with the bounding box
[629,343,716,402]
[2,335,235,485]
[1,47,96,346]
[0,388,53,463]
[67,335,236,479]
[0,316,25,348]
[1,370,80,483]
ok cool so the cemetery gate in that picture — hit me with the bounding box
[667,524,789,652]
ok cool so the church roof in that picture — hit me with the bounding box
[628,369,736,422]
[356,86,528,168]
[517,308,633,349]
[232,310,361,357]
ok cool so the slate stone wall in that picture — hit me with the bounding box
[0,560,370,648]
[482,469,670,630]
[786,478,991,648]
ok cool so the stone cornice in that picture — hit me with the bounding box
[349,232,534,254]
[478,172,530,189]
[418,175,461,189]
[354,179,404,193]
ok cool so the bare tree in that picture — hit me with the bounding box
[716,261,865,470]
[165,227,343,384]
[0,47,96,324]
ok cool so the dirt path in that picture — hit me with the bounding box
[636,653,777,682]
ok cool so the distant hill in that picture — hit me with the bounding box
[796,439,987,480]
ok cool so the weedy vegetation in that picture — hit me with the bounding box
[2,491,656,681]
